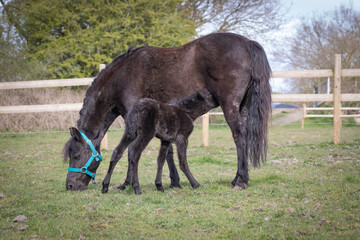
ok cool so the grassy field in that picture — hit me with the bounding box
[0,124,359,239]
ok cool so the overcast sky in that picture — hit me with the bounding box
[268,0,360,92]
[289,0,359,17]
[268,0,360,68]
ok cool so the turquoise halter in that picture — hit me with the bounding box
[68,131,102,180]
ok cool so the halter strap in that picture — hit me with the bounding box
[68,131,102,180]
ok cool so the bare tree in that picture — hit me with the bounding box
[181,0,289,39]
[274,3,360,94]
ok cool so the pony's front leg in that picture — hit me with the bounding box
[102,143,128,193]
[155,141,171,192]
[102,129,135,193]
[175,136,200,189]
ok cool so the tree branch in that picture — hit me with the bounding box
[0,0,28,41]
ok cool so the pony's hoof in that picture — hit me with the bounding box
[192,183,201,189]
[231,183,248,190]
[102,183,109,193]
[156,184,165,192]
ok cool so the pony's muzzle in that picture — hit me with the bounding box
[66,182,88,191]
[66,173,89,191]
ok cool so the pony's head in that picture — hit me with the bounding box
[63,128,101,191]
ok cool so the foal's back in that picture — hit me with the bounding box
[127,98,192,142]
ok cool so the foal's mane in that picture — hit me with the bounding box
[77,47,142,128]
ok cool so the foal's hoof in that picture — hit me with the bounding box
[192,183,201,189]
[134,188,142,195]
[117,183,129,191]
[169,183,182,189]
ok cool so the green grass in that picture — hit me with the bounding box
[1,125,360,239]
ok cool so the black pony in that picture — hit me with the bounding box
[63,32,271,191]
[101,89,218,194]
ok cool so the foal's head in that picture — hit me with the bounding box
[176,89,218,119]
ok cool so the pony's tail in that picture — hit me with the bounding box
[246,40,272,167]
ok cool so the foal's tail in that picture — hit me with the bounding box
[246,40,272,167]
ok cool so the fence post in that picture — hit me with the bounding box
[99,64,108,150]
[333,54,341,144]
[301,103,306,129]
[202,112,209,146]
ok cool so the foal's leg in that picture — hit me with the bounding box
[119,143,180,191]
[166,144,181,188]
[175,136,200,189]
[128,133,154,195]
[155,141,171,192]
[117,151,132,191]
[101,132,135,193]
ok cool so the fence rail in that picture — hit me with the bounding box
[2,69,360,90]
[301,105,360,128]
[271,69,360,78]
[0,78,93,90]
[1,57,360,145]
[0,103,83,114]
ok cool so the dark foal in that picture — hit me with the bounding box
[102,89,218,194]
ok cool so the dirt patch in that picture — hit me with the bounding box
[272,109,302,126]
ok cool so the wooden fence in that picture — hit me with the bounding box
[301,105,360,129]
[201,55,360,145]
[1,55,360,145]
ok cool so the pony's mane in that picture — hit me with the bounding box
[77,47,142,128]
[63,138,71,161]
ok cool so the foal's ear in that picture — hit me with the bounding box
[69,127,83,142]
[198,88,211,100]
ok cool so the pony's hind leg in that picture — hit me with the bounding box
[211,74,250,189]
[101,130,135,193]
[222,100,250,189]
[155,141,171,192]
[175,136,200,189]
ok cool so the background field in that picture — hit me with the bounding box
[0,124,359,239]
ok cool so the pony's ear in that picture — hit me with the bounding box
[69,127,83,142]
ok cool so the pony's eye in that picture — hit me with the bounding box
[72,152,81,160]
